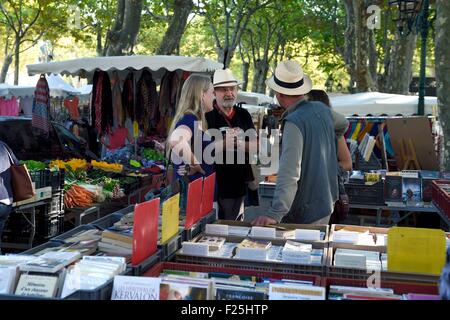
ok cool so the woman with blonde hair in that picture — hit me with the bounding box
[167,74,215,182]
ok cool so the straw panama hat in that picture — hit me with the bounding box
[266,60,313,95]
[213,69,243,88]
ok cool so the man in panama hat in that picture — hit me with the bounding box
[206,69,257,221]
[252,60,341,226]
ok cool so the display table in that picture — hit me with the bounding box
[349,203,449,230]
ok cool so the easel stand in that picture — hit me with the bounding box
[400,138,421,170]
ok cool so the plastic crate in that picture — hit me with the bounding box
[50,169,65,193]
[50,192,64,214]
[90,213,125,230]
[321,277,439,296]
[158,235,182,261]
[201,209,217,227]
[175,254,325,277]
[175,238,328,277]
[354,149,382,172]
[52,224,100,242]
[144,262,321,286]
[432,180,450,219]
[128,249,162,276]
[325,245,441,283]
[345,180,384,205]
[182,221,203,242]
[22,240,66,255]
[29,169,52,189]
[259,182,276,198]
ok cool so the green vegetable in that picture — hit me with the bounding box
[20,160,46,171]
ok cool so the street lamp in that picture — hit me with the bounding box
[389,0,430,116]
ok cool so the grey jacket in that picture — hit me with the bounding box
[266,100,340,224]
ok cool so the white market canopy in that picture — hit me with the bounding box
[0,83,35,99]
[1,74,82,99]
[329,92,437,117]
[27,55,224,81]
[237,91,274,106]
[19,74,81,98]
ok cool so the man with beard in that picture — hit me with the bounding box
[205,69,256,220]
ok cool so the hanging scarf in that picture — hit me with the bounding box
[91,70,113,136]
[32,75,51,137]
[111,72,123,128]
[137,70,158,134]
[122,72,135,121]
[94,72,104,134]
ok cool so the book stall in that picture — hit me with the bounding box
[1,170,448,300]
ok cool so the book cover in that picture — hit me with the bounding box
[237,239,271,250]
[15,274,59,298]
[385,174,403,203]
[0,266,17,294]
[19,257,68,273]
[160,281,209,300]
[421,171,439,202]
[197,236,226,251]
[216,288,265,300]
[402,177,421,202]
[102,229,133,244]
[111,275,160,300]
[268,283,325,300]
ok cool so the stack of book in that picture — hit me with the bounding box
[235,239,272,261]
[328,285,402,300]
[334,248,381,270]
[332,229,387,247]
[281,241,312,264]
[61,256,127,298]
[98,227,133,259]
[0,255,36,295]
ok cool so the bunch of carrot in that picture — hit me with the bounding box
[64,185,95,208]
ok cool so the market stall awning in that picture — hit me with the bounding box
[27,55,224,79]
[329,92,437,116]
[20,74,81,98]
[237,91,274,106]
[0,84,35,99]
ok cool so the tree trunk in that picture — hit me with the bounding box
[217,47,235,69]
[343,0,356,92]
[368,29,378,91]
[156,0,193,55]
[0,54,13,84]
[252,59,264,93]
[14,35,20,85]
[96,24,103,56]
[436,0,450,170]
[383,31,417,94]
[241,61,249,92]
[353,0,372,92]
[106,0,143,56]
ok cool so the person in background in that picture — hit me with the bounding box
[308,89,352,171]
[206,69,257,221]
[167,74,215,181]
[252,60,340,226]
[308,89,352,224]
[0,140,16,254]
